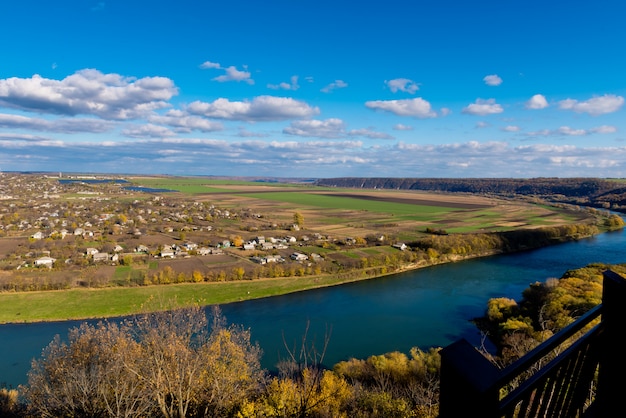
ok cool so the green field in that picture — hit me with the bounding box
[0,275,379,324]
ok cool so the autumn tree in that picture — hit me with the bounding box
[23,305,265,418]
[293,212,304,228]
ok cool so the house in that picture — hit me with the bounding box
[135,245,149,253]
[160,245,175,258]
[30,231,45,240]
[197,247,212,256]
[85,247,99,256]
[35,256,56,267]
[290,252,308,261]
[393,243,407,251]
[92,252,110,263]
[242,242,255,251]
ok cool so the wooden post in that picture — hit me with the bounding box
[439,338,501,418]
[595,270,626,416]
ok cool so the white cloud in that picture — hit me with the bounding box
[365,97,437,118]
[526,94,548,109]
[591,125,617,134]
[187,96,319,121]
[503,125,521,132]
[0,69,177,120]
[213,66,254,84]
[558,126,587,136]
[148,110,223,133]
[386,78,419,94]
[283,118,345,138]
[268,75,299,91]
[321,80,348,93]
[393,124,413,131]
[462,98,503,116]
[348,128,394,140]
[199,60,221,69]
[283,119,393,140]
[0,113,114,133]
[122,124,177,138]
[558,94,624,115]
[526,125,617,137]
[2,135,626,178]
[483,74,503,86]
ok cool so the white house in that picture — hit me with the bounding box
[35,256,56,267]
[290,252,308,261]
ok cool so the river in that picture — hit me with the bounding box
[1,228,625,388]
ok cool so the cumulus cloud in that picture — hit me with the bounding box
[321,80,348,93]
[526,94,549,109]
[386,78,419,94]
[0,69,177,120]
[199,61,221,69]
[268,75,299,91]
[283,118,345,138]
[558,94,624,115]
[462,98,503,116]
[200,60,254,84]
[283,119,393,140]
[483,74,503,86]
[527,125,617,137]
[558,126,587,136]
[393,124,413,131]
[365,98,437,118]
[502,125,521,132]
[187,96,319,121]
[122,124,177,138]
[1,135,626,178]
[348,128,394,140]
[0,113,114,133]
[148,110,223,132]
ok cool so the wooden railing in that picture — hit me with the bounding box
[439,270,626,418]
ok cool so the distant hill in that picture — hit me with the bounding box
[314,177,626,213]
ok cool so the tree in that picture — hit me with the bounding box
[24,321,154,418]
[23,305,265,418]
[293,212,304,228]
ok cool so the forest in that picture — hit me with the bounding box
[2,263,624,418]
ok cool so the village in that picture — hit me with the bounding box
[0,173,402,289]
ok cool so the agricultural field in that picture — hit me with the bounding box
[130,176,591,238]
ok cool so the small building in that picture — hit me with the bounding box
[92,252,110,263]
[35,256,56,267]
[290,252,308,261]
[30,231,45,240]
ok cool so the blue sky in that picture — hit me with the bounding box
[1,0,625,178]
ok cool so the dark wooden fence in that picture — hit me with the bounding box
[439,269,626,418]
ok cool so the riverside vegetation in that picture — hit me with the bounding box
[1,173,626,416]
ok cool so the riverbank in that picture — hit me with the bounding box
[0,225,612,324]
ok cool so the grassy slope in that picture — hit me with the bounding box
[0,274,379,324]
